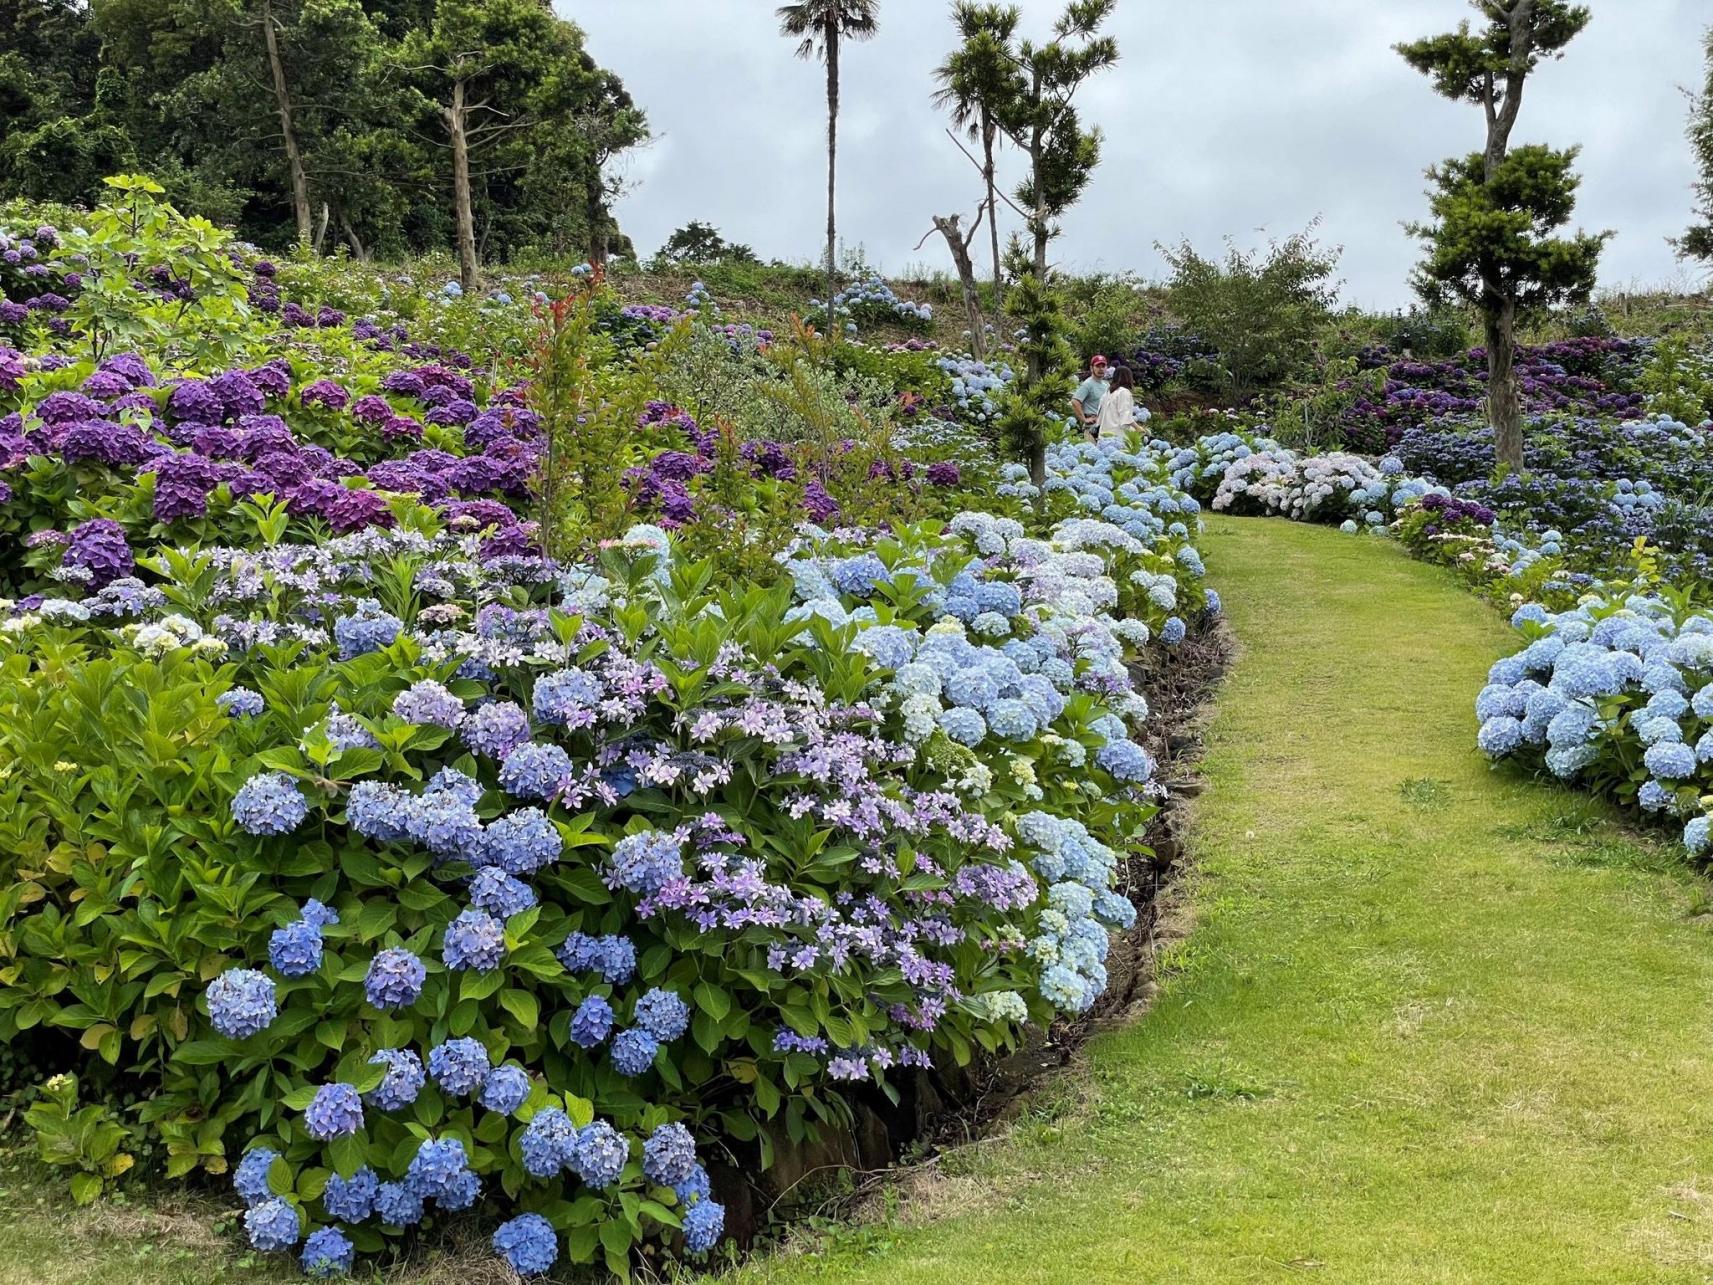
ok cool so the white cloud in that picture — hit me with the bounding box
[562,0,1708,308]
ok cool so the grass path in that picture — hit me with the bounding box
[742,515,1713,1284]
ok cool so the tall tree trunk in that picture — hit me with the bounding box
[824,21,839,341]
[447,76,479,294]
[1485,296,1523,472]
[982,109,1001,304]
[1026,112,1049,493]
[587,186,609,272]
[260,0,313,248]
[930,214,984,360]
[340,212,368,262]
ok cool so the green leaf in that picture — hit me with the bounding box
[69,1173,103,1205]
[281,1085,319,1111]
[693,980,731,1022]
[329,1132,365,1179]
[267,1155,293,1197]
[499,989,539,1029]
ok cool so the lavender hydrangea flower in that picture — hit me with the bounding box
[477,807,560,875]
[533,667,603,727]
[633,989,690,1042]
[557,932,635,983]
[233,1146,280,1206]
[207,968,277,1039]
[301,1226,355,1279]
[364,948,426,1010]
[611,1027,659,1076]
[231,771,309,835]
[366,1048,426,1111]
[244,1197,300,1251]
[428,1037,489,1095]
[493,1213,558,1276]
[442,908,506,972]
[392,679,466,728]
[462,700,531,758]
[321,1166,378,1221]
[304,1082,364,1140]
[569,1120,629,1188]
[641,1121,698,1185]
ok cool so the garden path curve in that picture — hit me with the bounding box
[747,515,1713,1285]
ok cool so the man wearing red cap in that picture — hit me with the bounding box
[1071,355,1110,434]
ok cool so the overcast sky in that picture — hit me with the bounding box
[562,0,1708,310]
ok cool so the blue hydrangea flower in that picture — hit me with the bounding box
[404,1136,469,1200]
[231,771,308,836]
[533,667,603,727]
[300,1226,354,1279]
[364,948,426,1010]
[479,1064,530,1115]
[570,994,615,1048]
[426,765,483,807]
[347,781,409,841]
[233,1146,279,1206]
[268,919,323,978]
[443,908,506,972]
[300,899,338,930]
[498,741,574,801]
[428,1037,489,1095]
[570,1120,629,1188]
[374,1180,423,1227]
[683,1198,726,1256]
[438,1167,480,1210]
[641,1121,697,1185]
[1686,815,1712,856]
[937,706,986,745]
[1095,738,1154,782]
[478,808,562,875]
[207,968,277,1039]
[633,989,690,1042]
[1645,741,1697,780]
[674,1164,713,1207]
[403,790,485,861]
[218,687,265,718]
[469,867,538,919]
[1161,616,1187,645]
[244,1197,300,1251]
[1477,716,1524,758]
[304,1082,364,1140]
[520,1107,577,1177]
[607,830,684,894]
[334,603,402,659]
[986,698,1038,741]
[493,1212,558,1275]
[366,1048,425,1112]
[557,931,636,983]
[611,1027,659,1076]
[322,1166,378,1222]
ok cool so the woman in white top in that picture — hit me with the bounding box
[1094,364,1136,443]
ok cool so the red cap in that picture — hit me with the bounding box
[1091,355,1108,367]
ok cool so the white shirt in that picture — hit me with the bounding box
[1095,386,1136,441]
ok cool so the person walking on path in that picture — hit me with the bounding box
[1095,365,1137,443]
[1071,355,1110,432]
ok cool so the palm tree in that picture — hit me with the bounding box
[933,2,1022,302]
[778,0,880,335]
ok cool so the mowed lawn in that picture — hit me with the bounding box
[731,516,1713,1285]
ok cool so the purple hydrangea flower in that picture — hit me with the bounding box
[63,519,134,589]
[462,700,531,758]
[498,741,573,801]
[391,680,465,728]
[477,807,560,875]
